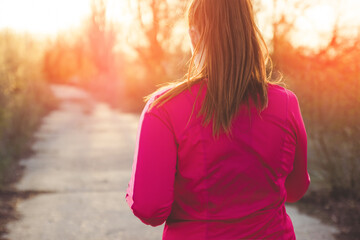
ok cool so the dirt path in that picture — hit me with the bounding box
[4,85,339,240]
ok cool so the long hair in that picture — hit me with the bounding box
[148,0,275,136]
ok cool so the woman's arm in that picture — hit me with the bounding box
[126,101,177,226]
[285,91,311,203]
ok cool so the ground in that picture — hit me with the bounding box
[0,84,354,240]
[296,190,360,240]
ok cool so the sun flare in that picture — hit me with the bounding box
[299,4,336,33]
[292,3,337,49]
[0,0,133,35]
[0,0,359,50]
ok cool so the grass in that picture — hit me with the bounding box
[0,30,58,186]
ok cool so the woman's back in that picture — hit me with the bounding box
[126,80,309,239]
[126,0,310,238]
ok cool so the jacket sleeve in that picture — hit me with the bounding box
[285,91,311,203]
[126,99,177,226]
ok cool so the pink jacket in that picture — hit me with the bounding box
[126,81,310,240]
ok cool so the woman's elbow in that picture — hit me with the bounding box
[286,193,304,203]
[285,174,311,203]
[133,211,167,227]
[131,202,171,227]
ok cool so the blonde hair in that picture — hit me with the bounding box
[147,0,274,136]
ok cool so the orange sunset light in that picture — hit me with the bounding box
[0,0,134,36]
[0,0,359,50]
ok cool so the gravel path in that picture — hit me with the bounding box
[4,85,339,240]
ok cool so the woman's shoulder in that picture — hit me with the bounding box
[143,80,203,118]
[150,80,205,107]
[268,83,298,103]
[265,83,302,121]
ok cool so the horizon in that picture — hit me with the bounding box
[0,0,359,51]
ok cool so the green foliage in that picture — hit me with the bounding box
[0,31,57,184]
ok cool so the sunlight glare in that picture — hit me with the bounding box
[293,4,336,49]
[0,0,133,36]
[107,1,135,26]
[304,5,336,33]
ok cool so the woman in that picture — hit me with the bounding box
[126,0,310,239]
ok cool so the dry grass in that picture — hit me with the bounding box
[0,30,57,184]
[274,36,360,199]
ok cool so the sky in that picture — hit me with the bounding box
[0,0,132,35]
[256,0,360,49]
[0,0,359,50]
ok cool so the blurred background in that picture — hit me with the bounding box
[0,0,359,239]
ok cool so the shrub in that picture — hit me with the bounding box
[0,31,57,184]
[274,36,360,199]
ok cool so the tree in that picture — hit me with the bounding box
[129,0,188,86]
[87,0,117,75]
[85,0,121,102]
[263,0,360,197]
